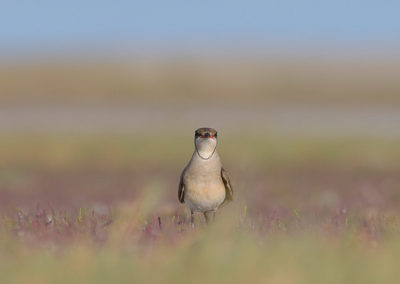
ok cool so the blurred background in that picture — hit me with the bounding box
[1,0,400,216]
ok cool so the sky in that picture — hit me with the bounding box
[1,0,399,55]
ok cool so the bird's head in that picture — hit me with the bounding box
[194,127,218,158]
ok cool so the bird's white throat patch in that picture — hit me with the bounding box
[195,138,217,159]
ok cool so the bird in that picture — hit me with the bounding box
[178,127,233,226]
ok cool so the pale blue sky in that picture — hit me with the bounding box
[1,0,399,54]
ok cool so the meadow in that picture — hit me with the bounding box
[1,133,400,283]
[1,56,400,283]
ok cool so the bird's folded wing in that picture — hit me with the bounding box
[178,170,185,203]
[221,167,233,201]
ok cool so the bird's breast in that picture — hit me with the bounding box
[183,157,226,212]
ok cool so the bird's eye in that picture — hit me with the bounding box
[214,133,218,138]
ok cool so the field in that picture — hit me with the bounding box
[1,57,400,283]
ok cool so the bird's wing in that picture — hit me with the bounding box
[178,169,186,203]
[221,167,233,202]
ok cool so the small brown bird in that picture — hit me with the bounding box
[178,127,233,226]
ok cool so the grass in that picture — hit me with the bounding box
[1,133,400,283]
[1,52,399,282]
[1,198,400,283]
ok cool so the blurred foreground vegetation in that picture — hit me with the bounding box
[1,210,400,284]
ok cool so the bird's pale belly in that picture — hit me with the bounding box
[184,181,226,212]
